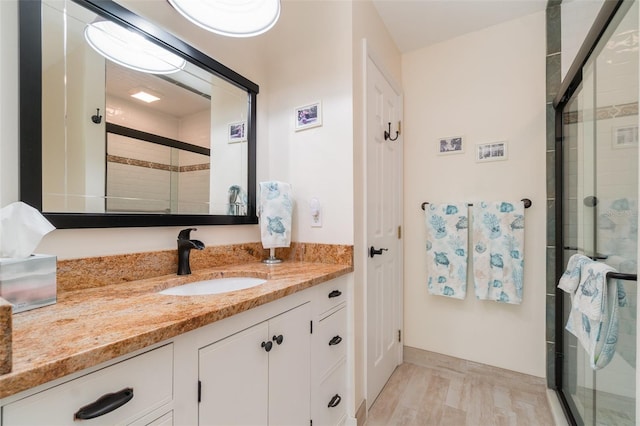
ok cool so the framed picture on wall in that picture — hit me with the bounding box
[613,125,638,149]
[228,121,247,143]
[437,136,464,155]
[295,101,322,131]
[476,141,508,162]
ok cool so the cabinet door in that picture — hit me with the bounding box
[199,322,269,426]
[268,303,311,426]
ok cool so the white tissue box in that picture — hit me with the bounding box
[0,254,56,313]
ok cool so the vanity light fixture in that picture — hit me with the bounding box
[167,0,280,38]
[84,20,186,74]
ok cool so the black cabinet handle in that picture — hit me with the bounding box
[261,341,273,352]
[328,394,342,408]
[329,335,342,346]
[328,290,342,298]
[272,334,284,345]
[74,388,134,420]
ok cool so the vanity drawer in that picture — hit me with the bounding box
[314,276,347,317]
[314,360,347,426]
[3,344,173,426]
[315,306,346,378]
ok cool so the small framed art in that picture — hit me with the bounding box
[295,101,322,131]
[613,125,638,149]
[438,136,464,155]
[228,121,246,143]
[476,141,508,162]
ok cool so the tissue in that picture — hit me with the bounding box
[0,202,55,259]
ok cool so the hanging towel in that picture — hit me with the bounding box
[472,201,525,304]
[606,255,636,368]
[424,203,468,299]
[259,181,293,249]
[558,253,626,370]
[227,185,247,215]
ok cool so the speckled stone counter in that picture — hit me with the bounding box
[0,259,352,399]
[0,298,11,375]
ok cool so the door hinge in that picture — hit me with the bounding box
[198,380,202,403]
[398,330,401,343]
[310,420,313,426]
[310,320,313,334]
[397,225,402,239]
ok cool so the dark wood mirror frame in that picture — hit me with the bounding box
[19,0,259,228]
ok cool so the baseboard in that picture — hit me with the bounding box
[403,345,547,387]
[546,389,570,426]
[355,398,366,426]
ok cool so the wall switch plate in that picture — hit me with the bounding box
[310,198,322,227]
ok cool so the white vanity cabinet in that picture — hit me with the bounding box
[198,303,311,426]
[1,274,351,426]
[311,277,348,426]
[2,344,173,426]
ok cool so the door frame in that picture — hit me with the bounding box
[361,39,404,410]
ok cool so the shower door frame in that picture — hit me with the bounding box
[552,1,628,424]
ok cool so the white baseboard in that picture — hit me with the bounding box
[546,389,569,426]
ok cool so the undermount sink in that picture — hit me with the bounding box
[159,277,267,296]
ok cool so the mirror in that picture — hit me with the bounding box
[19,0,258,228]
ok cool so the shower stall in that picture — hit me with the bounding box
[555,1,638,424]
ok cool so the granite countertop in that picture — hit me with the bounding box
[0,261,352,399]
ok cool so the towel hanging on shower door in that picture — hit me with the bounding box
[472,201,525,304]
[424,203,468,299]
[558,254,626,370]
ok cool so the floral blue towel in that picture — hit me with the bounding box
[558,253,625,370]
[424,203,468,299]
[259,181,293,249]
[472,201,525,304]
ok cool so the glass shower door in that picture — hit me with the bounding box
[560,1,638,424]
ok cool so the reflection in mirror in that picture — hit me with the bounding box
[42,0,249,216]
[23,0,258,227]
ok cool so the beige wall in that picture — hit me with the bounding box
[0,0,18,208]
[402,11,547,377]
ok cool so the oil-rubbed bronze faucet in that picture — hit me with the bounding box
[177,228,204,275]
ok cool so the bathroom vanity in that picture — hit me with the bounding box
[0,262,351,425]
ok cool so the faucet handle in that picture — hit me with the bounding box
[178,227,197,240]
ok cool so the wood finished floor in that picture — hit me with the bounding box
[365,349,555,426]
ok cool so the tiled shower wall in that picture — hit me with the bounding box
[546,0,561,389]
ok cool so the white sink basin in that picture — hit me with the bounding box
[159,277,267,296]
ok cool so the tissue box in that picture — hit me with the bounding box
[0,254,56,313]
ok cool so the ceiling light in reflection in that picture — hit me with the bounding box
[130,89,162,103]
[84,20,186,74]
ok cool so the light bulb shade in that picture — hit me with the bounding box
[168,0,280,37]
[84,20,186,74]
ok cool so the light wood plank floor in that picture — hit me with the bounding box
[366,348,555,426]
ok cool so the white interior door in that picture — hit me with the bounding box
[365,54,403,408]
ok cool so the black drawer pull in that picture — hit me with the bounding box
[329,335,342,346]
[328,394,342,408]
[328,290,342,298]
[74,387,134,420]
[272,334,284,345]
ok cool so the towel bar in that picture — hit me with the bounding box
[421,198,532,211]
[607,272,637,281]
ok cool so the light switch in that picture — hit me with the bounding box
[310,198,322,227]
